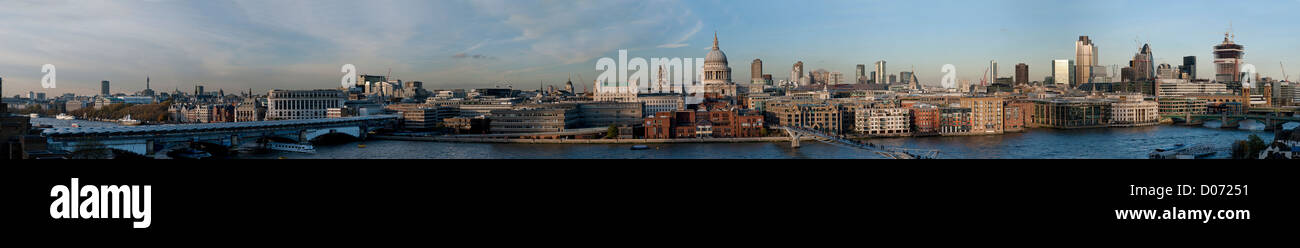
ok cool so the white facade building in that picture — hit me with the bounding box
[1110,97,1160,127]
[1156,79,1230,97]
[267,89,346,120]
[855,107,911,136]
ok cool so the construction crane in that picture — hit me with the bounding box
[979,66,990,86]
[1281,62,1289,82]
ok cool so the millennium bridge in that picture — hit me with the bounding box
[779,126,938,159]
[41,115,398,157]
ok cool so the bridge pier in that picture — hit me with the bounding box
[297,129,308,143]
[783,128,802,148]
[359,124,368,140]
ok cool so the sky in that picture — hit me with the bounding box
[2,0,1298,96]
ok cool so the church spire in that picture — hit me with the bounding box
[712,31,719,50]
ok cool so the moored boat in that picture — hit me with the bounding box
[119,114,142,126]
[268,142,316,153]
[1151,143,1215,159]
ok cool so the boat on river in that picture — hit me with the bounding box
[1150,144,1215,159]
[119,115,142,126]
[268,142,316,153]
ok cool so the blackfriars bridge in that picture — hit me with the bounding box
[41,115,398,156]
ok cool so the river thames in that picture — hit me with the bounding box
[235,125,1277,159]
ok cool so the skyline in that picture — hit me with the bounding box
[3,0,1299,96]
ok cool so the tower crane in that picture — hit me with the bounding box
[1281,62,1289,82]
[979,66,990,86]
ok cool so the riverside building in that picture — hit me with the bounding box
[267,89,346,120]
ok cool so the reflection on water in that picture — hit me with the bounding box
[869,125,1272,159]
[227,125,1273,159]
[30,117,120,128]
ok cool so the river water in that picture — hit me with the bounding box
[236,125,1278,159]
[30,117,121,128]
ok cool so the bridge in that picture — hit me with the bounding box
[41,115,398,157]
[779,126,938,159]
[1167,112,1300,129]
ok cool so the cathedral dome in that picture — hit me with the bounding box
[705,48,728,65]
[704,33,728,65]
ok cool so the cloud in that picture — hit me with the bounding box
[0,0,705,94]
[452,53,496,60]
[658,20,703,49]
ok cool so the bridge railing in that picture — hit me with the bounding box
[42,115,398,138]
[778,126,937,159]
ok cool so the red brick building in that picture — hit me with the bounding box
[1003,101,1032,132]
[707,110,734,137]
[643,110,764,139]
[644,112,674,139]
[735,114,764,137]
[908,105,940,136]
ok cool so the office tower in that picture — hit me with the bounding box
[1157,64,1178,79]
[1130,43,1155,81]
[869,71,877,84]
[874,60,887,85]
[791,61,804,85]
[830,72,844,85]
[1090,65,1109,82]
[1052,59,1075,86]
[889,74,898,84]
[99,80,110,96]
[1181,56,1197,80]
[855,64,866,84]
[1214,32,1244,83]
[1121,67,1134,82]
[989,60,998,84]
[1075,36,1097,86]
[900,71,914,85]
[196,85,205,97]
[1015,63,1029,86]
[810,69,830,85]
[751,59,763,84]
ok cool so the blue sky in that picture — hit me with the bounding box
[2,0,1298,96]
